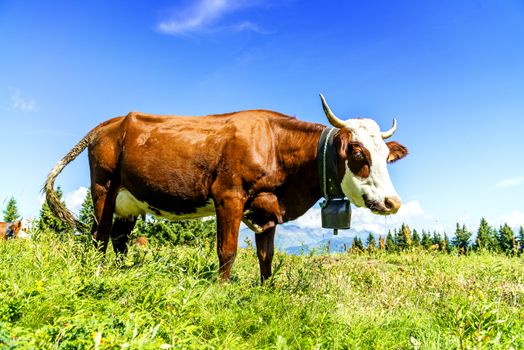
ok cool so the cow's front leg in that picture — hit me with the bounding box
[213,190,246,281]
[255,226,276,284]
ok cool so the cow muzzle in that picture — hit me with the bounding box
[17,230,30,239]
[364,195,401,215]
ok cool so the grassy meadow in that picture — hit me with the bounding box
[1,231,524,349]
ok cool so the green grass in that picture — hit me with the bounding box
[1,232,524,349]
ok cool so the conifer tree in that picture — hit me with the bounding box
[485,225,500,253]
[132,216,216,246]
[3,196,20,222]
[38,187,70,233]
[353,237,364,251]
[78,189,94,231]
[385,230,397,252]
[512,236,518,256]
[395,226,407,250]
[378,235,385,250]
[475,217,493,251]
[432,231,442,246]
[452,224,471,254]
[402,224,412,249]
[498,223,515,255]
[412,229,421,247]
[441,233,451,254]
[518,227,524,254]
[421,230,432,249]
[366,233,376,251]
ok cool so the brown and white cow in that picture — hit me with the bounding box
[0,220,30,240]
[45,95,407,282]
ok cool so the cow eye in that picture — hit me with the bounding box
[353,151,365,160]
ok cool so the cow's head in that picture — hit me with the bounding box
[320,94,408,215]
[12,219,31,239]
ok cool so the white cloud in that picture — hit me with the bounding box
[239,200,445,250]
[156,0,264,35]
[493,210,524,230]
[247,200,440,235]
[495,177,524,189]
[230,21,265,33]
[349,200,444,235]
[64,186,89,216]
[292,206,322,229]
[10,88,35,111]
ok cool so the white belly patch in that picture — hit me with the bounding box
[114,188,216,220]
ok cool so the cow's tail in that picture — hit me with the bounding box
[44,128,97,230]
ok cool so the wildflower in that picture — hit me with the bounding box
[93,331,105,348]
[36,280,44,292]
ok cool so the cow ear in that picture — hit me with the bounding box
[386,141,408,163]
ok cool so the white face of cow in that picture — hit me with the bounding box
[320,94,408,215]
[340,119,401,214]
[17,219,31,239]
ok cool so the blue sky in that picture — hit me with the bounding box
[1,0,524,237]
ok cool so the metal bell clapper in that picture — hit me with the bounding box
[320,198,351,235]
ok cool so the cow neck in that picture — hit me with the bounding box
[272,118,324,218]
[316,127,345,200]
[274,121,323,177]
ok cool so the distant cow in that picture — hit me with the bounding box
[45,95,407,282]
[135,236,148,248]
[0,220,30,240]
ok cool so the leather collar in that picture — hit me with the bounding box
[317,127,345,199]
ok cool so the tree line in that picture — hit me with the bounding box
[2,193,523,256]
[1,189,215,245]
[348,220,524,256]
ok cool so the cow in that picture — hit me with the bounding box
[135,236,148,248]
[44,95,408,282]
[0,220,30,240]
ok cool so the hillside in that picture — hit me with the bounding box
[1,232,524,349]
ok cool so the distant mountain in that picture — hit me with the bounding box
[285,236,356,255]
[239,222,377,255]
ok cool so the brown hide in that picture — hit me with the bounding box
[89,111,324,223]
[83,111,325,281]
[45,108,407,282]
[135,236,148,247]
[0,221,21,240]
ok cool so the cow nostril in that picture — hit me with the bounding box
[384,197,401,212]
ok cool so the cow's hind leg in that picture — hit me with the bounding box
[255,226,276,284]
[91,180,119,253]
[111,216,137,255]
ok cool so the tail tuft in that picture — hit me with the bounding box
[43,131,95,231]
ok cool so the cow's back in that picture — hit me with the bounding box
[89,110,284,218]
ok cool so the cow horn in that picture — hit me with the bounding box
[381,118,397,139]
[319,94,346,128]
